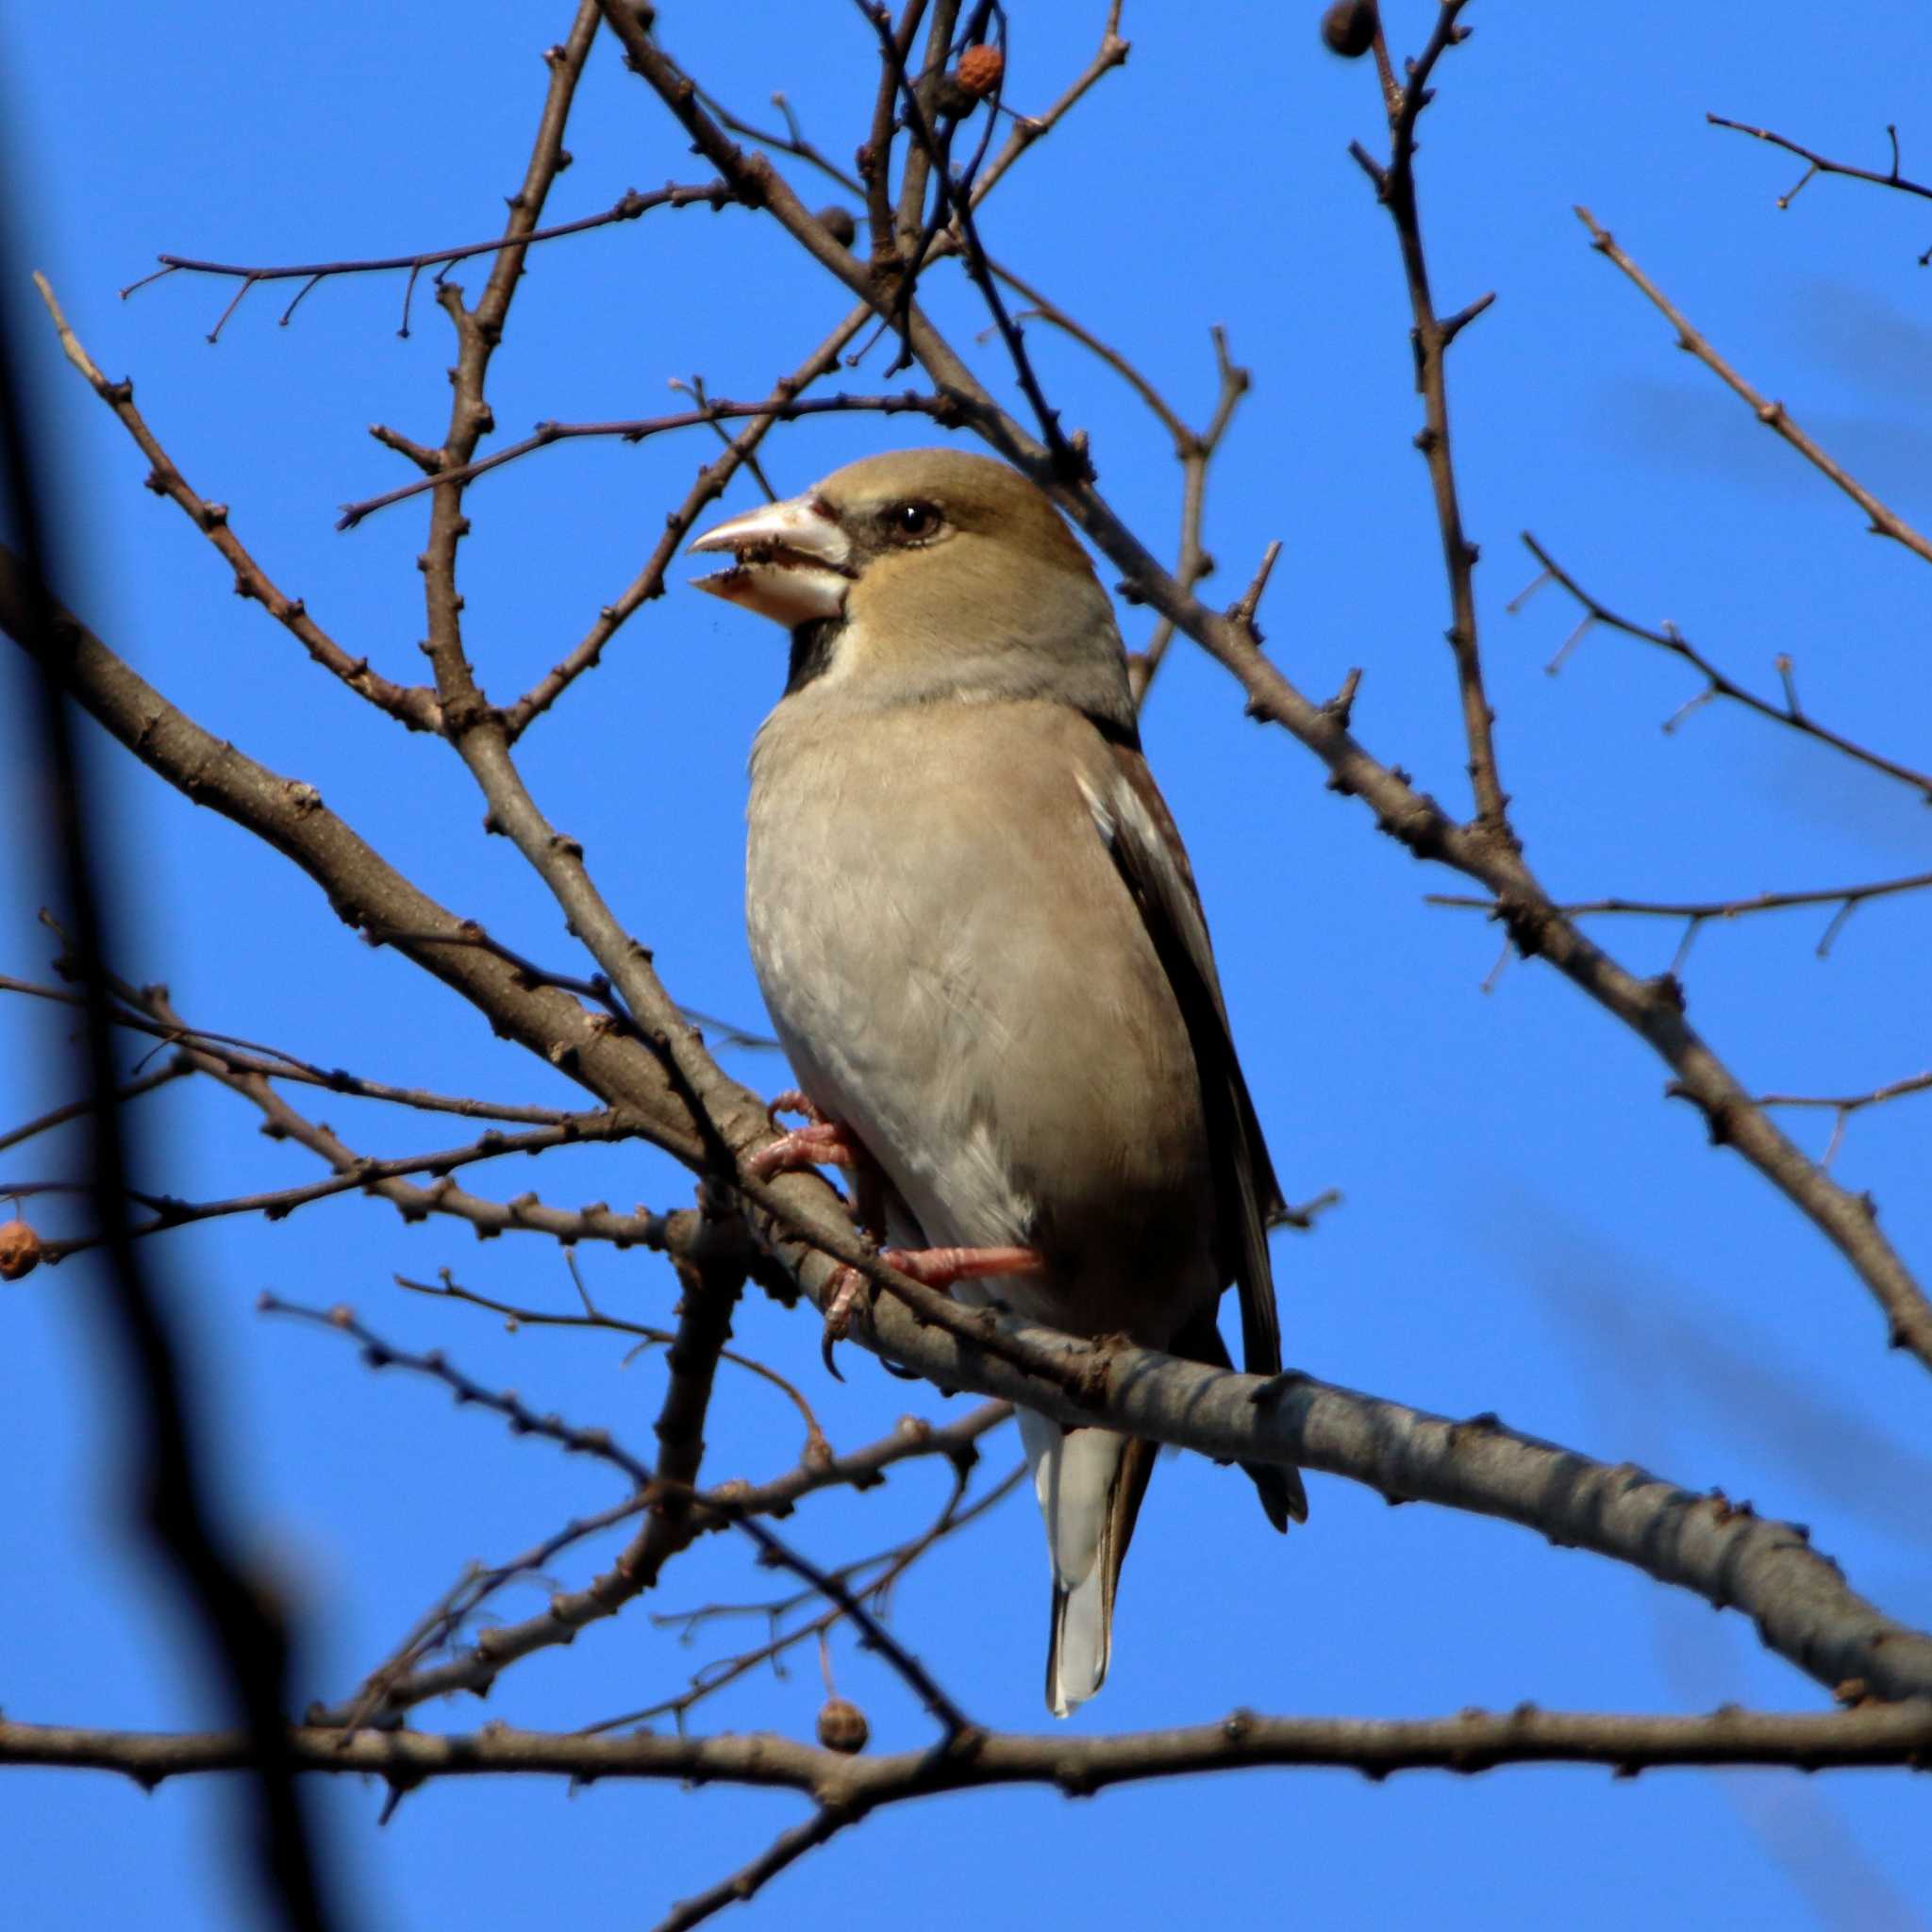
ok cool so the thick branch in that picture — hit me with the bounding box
[9,1702,1930,1791]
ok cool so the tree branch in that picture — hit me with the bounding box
[1515,532,1932,806]
[8,1701,1928,1791]
[1574,205,1932,567]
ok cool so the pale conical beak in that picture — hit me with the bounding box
[688,492,853,626]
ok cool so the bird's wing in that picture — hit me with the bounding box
[1076,738,1286,1384]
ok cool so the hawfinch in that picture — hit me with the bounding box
[690,448,1304,1715]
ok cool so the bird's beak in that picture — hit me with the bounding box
[688,492,854,626]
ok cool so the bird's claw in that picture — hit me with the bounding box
[816,1242,1044,1378]
[765,1088,823,1126]
[819,1265,870,1380]
[746,1118,865,1182]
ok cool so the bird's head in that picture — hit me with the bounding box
[689,447,1133,728]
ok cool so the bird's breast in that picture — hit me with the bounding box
[744,698,1216,1341]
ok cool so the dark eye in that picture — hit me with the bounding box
[881,500,941,543]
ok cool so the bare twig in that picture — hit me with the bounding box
[1349,0,1507,836]
[124,182,741,340]
[33,274,441,728]
[1427,872,1932,962]
[1575,206,1932,567]
[335,389,962,532]
[0,972,592,1124]
[503,299,880,736]
[1707,113,1932,258]
[1757,1070,1932,1166]
[603,1461,1023,1736]
[1516,534,1932,805]
[0,1059,189,1157]
[397,1267,830,1462]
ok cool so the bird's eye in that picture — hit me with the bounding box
[881,500,941,543]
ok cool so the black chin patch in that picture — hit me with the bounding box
[785,615,843,696]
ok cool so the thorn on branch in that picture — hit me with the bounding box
[1438,290,1495,348]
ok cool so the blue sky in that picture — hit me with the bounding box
[3,3,1930,1926]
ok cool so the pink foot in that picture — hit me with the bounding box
[745,1119,865,1181]
[751,1093,891,1242]
[820,1243,1045,1377]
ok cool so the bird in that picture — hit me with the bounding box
[688,447,1305,1716]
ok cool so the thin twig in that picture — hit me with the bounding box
[1707,113,1932,258]
[1351,0,1507,836]
[33,274,441,727]
[335,391,961,531]
[396,1269,830,1461]
[124,183,740,340]
[1575,206,1932,566]
[1517,534,1932,805]
[1757,1070,1932,1166]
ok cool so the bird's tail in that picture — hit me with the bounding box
[1020,1411,1158,1718]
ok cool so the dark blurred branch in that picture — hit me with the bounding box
[1,196,341,1932]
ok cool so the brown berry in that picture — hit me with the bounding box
[1320,0,1378,58]
[0,1219,42,1282]
[955,44,1004,99]
[816,1696,870,1755]
[815,205,858,249]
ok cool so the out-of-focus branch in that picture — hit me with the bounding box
[1515,533,1932,806]
[33,274,440,729]
[2,203,341,1929]
[1575,206,1932,567]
